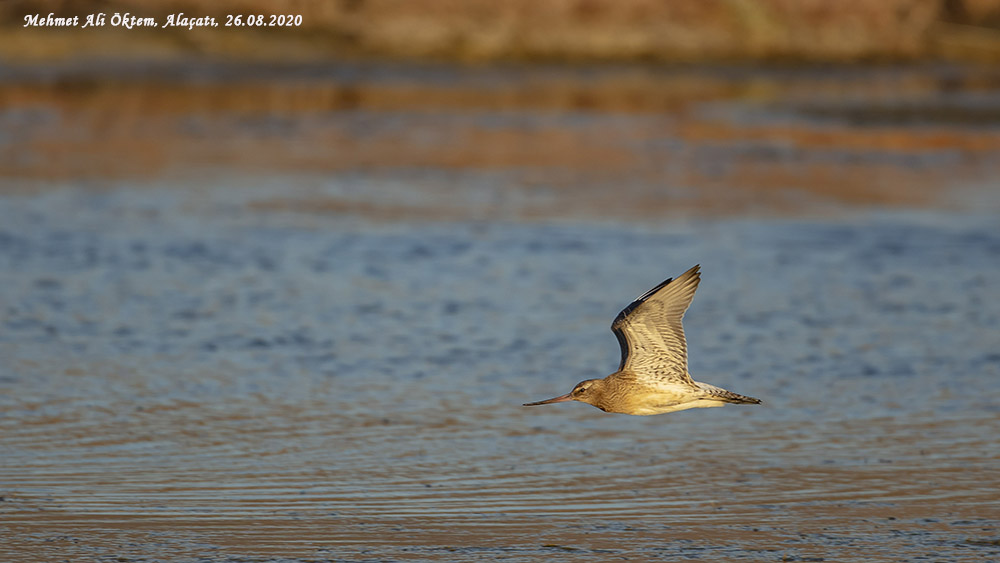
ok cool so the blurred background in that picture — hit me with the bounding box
[2,1,999,562]
[2,0,1000,215]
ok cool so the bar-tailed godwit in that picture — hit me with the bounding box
[523,265,760,415]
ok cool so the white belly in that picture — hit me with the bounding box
[629,398,727,416]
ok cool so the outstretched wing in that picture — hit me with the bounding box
[611,265,701,386]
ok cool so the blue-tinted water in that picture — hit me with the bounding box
[1,185,998,562]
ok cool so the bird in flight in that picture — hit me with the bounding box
[524,265,760,415]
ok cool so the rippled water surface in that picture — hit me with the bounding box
[1,188,998,562]
[2,63,1000,562]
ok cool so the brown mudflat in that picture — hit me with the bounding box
[2,63,1000,219]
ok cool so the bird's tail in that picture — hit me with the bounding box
[698,383,762,405]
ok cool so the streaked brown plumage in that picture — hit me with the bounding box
[523,265,761,415]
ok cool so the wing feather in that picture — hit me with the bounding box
[611,265,701,386]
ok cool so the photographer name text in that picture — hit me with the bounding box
[24,12,302,30]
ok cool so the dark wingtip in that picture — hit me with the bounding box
[611,265,702,331]
[613,276,674,325]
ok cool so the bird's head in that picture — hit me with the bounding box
[523,379,605,408]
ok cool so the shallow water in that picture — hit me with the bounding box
[1,187,998,562]
[2,63,1000,562]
